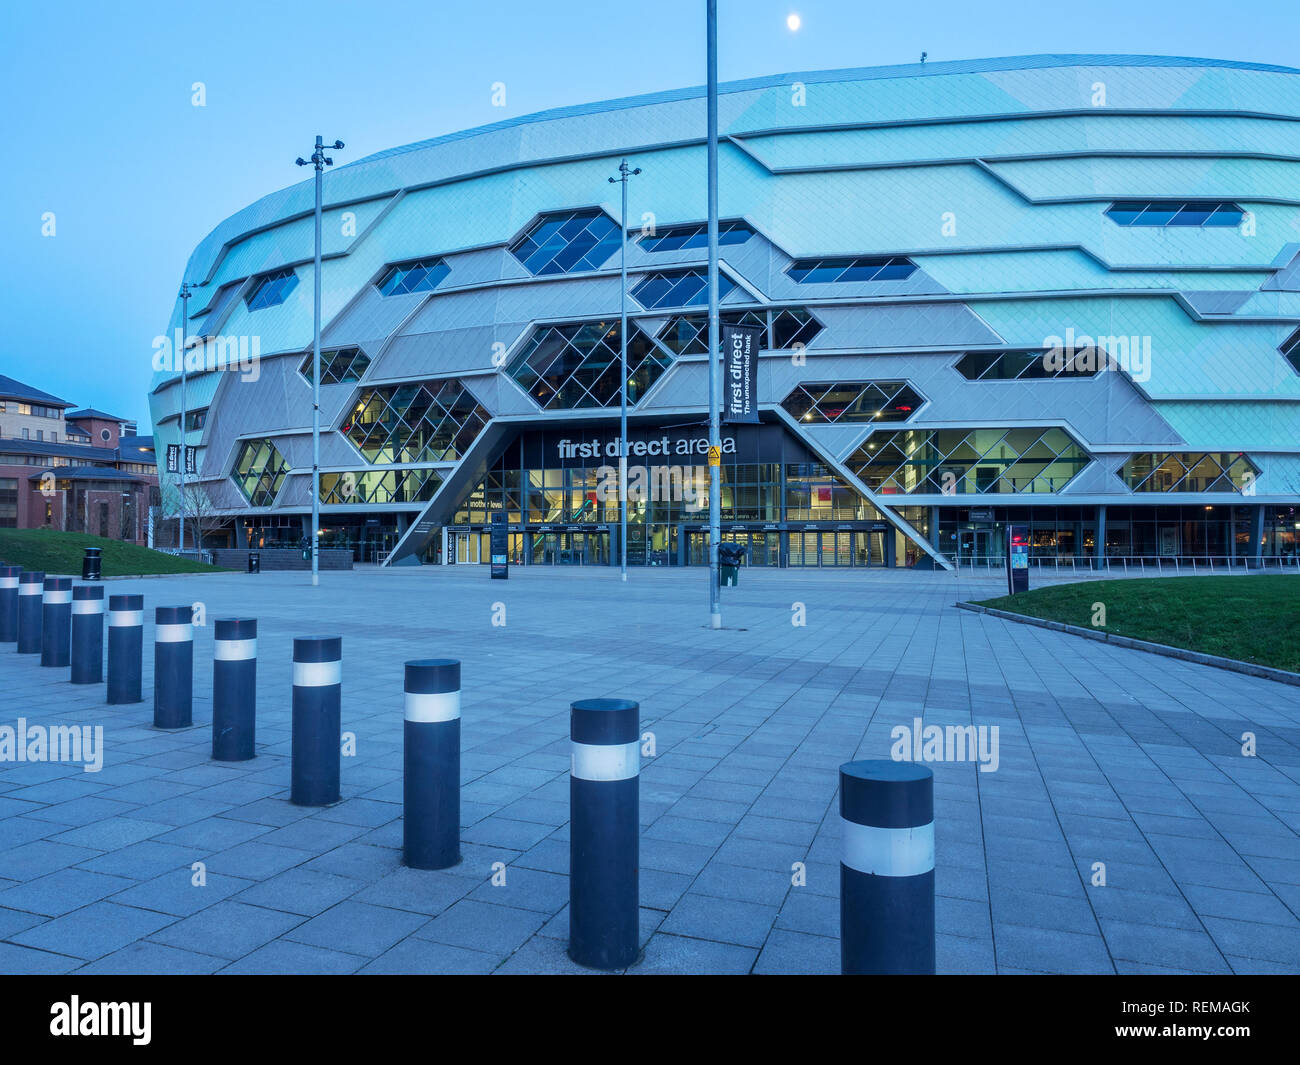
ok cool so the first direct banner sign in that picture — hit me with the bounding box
[722,323,761,424]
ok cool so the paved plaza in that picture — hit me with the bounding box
[1,564,1298,975]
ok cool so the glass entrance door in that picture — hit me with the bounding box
[455,532,480,564]
[788,530,877,566]
[688,532,709,566]
[526,531,609,565]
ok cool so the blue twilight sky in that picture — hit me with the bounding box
[2,0,1299,427]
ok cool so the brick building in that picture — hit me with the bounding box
[0,375,158,543]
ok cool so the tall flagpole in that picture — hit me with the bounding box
[296,135,345,586]
[706,0,722,629]
[609,159,641,582]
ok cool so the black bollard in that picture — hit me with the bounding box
[290,635,341,806]
[82,547,102,581]
[16,571,44,654]
[153,606,193,729]
[839,760,935,975]
[70,585,105,684]
[568,697,640,970]
[212,618,257,761]
[40,577,72,668]
[106,594,144,704]
[0,565,20,643]
[403,659,461,870]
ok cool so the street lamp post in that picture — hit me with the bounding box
[608,159,641,583]
[178,281,194,553]
[296,135,345,588]
[706,0,722,629]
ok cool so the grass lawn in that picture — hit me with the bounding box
[974,575,1300,674]
[0,529,225,577]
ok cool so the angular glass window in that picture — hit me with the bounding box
[1121,452,1259,492]
[342,380,489,464]
[638,219,754,252]
[1105,200,1244,228]
[244,268,299,311]
[656,310,768,356]
[954,348,1102,380]
[1280,328,1300,375]
[786,256,917,284]
[847,427,1089,495]
[376,258,450,297]
[508,320,667,409]
[319,468,444,505]
[299,347,371,385]
[783,382,924,424]
[232,438,290,506]
[772,309,823,349]
[508,209,621,276]
[630,268,733,309]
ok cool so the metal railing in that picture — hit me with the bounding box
[950,554,1300,576]
[158,547,214,565]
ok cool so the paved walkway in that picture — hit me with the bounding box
[1,565,1298,974]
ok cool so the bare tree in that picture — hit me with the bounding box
[177,481,227,553]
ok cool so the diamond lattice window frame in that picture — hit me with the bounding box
[298,347,372,386]
[954,348,1103,381]
[1279,328,1300,376]
[340,380,490,465]
[786,256,917,284]
[375,258,450,297]
[1120,452,1260,493]
[318,467,445,505]
[782,381,925,424]
[847,426,1090,495]
[638,219,754,252]
[508,209,622,276]
[507,320,669,410]
[231,438,290,506]
[1104,201,1244,228]
[244,268,299,311]
[630,268,736,310]
[654,308,822,356]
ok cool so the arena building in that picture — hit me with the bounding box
[149,54,1300,569]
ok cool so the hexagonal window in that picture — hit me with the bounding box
[342,380,489,463]
[783,381,924,424]
[508,209,621,276]
[299,347,371,386]
[508,320,667,409]
[847,427,1089,495]
[232,438,290,506]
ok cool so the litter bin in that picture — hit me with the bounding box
[248,551,260,574]
[82,547,103,581]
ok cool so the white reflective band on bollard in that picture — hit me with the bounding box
[215,638,257,661]
[72,600,104,615]
[841,820,935,878]
[404,690,460,723]
[155,623,193,643]
[293,660,342,687]
[19,586,41,596]
[108,610,144,627]
[43,590,72,605]
[0,577,18,589]
[571,741,640,782]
